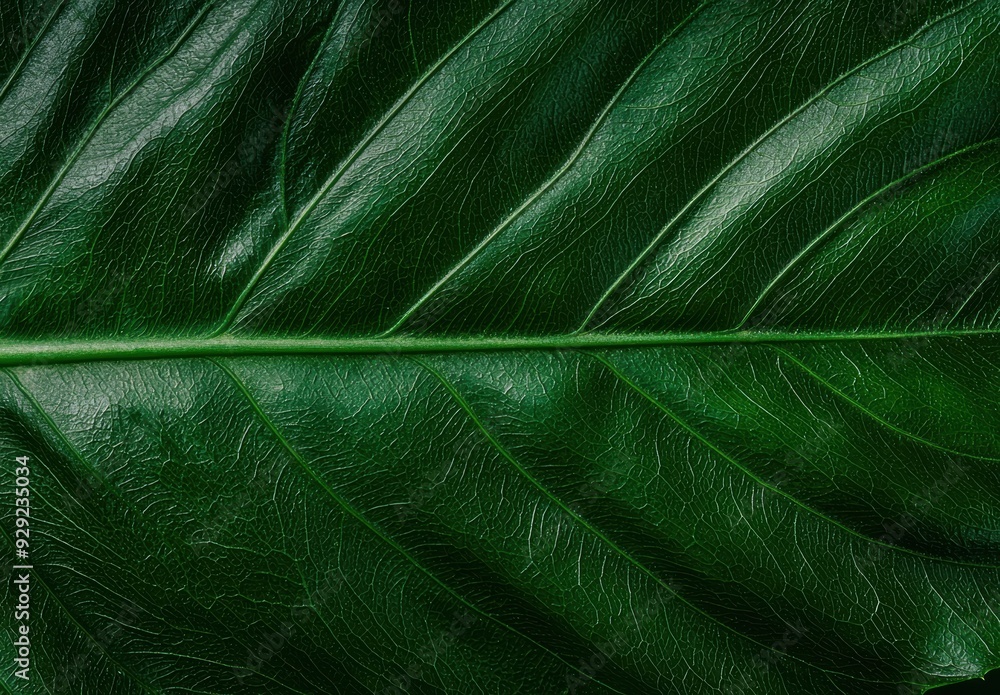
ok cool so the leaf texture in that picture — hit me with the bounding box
[0,0,998,693]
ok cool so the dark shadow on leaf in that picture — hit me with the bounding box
[929,669,1000,693]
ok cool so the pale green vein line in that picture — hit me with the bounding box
[736,137,1000,329]
[948,259,1000,328]
[131,652,310,695]
[585,350,1000,569]
[0,529,158,693]
[5,367,109,477]
[277,0,349,227]
[0,327,995,366]
[407,2,419,72]
[3,368,131,560]
[379,0,712,337]
[212,358,628,695]
[577,0,979,332]
[212,0,517,336]
[209,361,439,692]
[414,356,885,683]
[772,346,1000,463]
[0,0,69,104]
[0,0,214,270]
[306,0,607,336]
[4,369,348,694]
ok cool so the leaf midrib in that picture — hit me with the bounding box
[0,327,993,366]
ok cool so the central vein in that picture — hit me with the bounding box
[0,327,992,366]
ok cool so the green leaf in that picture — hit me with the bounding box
[0,0,998,692]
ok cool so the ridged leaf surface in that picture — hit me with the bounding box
[0,1,998,692]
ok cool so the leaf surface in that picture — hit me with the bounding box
[0,1,998,693]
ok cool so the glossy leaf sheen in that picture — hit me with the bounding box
[0,1,998,693]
